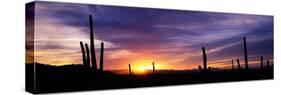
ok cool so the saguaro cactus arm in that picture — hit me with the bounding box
[237,59,241,70]
[80,41,86,66]
[85,43,90,67]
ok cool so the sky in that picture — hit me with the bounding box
[26,1,273,70]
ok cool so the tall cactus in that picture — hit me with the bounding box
[80,41,86,66]
[198,65,202,70]
[243,37,249,70]
[266,59,270,69]
[231,59,235,71]
[100,42,104,71]
[237,59,241,70]
[89,15,97,70]
[128,64,132,77]
[199,46,210,72]
[260,56,264,70]
[202,46,207,70]
[152,61,155,77]
[85,43,90,67]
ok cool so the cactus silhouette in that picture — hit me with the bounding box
[231,59,235,71]
[89,15,97,70]
[152,61,155,77]
[85,43,90,67]
[199,46,210,72]
[266,59,270,69]
[243,37,249,70]
[236,59,241,70]
[80,41,87,66]
[202,47,207,70]
[128,64,132,78]
[198,65,202,70]
[260,56,264,70]
[100,42,104,71]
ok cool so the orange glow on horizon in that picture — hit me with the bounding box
[129,59,169,74]
[31,49,274,70]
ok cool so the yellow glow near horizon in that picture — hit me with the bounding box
[135,66,152,73]
[131,58,170,74]
[132,59,153,74]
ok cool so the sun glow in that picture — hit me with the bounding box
[136,66,152,73]
[131,58,170,74]
[131,59,152,73]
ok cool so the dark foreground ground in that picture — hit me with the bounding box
[26,63,273,94]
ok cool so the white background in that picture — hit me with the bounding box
[0,0,280,95]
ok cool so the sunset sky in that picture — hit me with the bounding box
[27,1,273,70]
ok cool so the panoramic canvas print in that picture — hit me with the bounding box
[26,1,274,94]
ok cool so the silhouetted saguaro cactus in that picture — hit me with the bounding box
[85,43,90,67]
[232,59,235,71]
[199,46,210,72]
[80,41,86,66]
[100,42,104,71]
[152,61,155,77]
[237,59,241,70]
[128,64,132,77]
[199,65,202,71]
[89,15,97,70]
[202,46,207,70]
[243,37,249,70]
[260,56,264,70]
[267,59,270,69]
